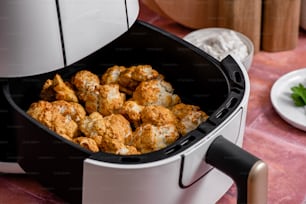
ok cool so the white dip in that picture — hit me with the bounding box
[185,30,249,62]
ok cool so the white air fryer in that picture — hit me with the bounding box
[0,1,268,204]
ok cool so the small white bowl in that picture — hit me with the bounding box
[183,28,254,71]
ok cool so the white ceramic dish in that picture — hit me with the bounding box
[270,68,306,131]
[183,28,254,71]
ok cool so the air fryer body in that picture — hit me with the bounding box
[1,21,250,204]
[83,107,248,204]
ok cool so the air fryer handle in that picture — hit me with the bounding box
[205,136,268,204]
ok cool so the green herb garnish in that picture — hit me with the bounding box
[291,83,306,106]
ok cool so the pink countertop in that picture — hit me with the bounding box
[1,1,306,203]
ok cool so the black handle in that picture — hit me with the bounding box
[205,136,268,204]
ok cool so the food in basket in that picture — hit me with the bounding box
[27,65,209,155]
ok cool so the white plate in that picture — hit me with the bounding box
[270,68,306,131]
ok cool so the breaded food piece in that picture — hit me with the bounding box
[40,74,78,103]
[71,70,100,99]
[130,123,179,153]
[100,114,132,150]
[27,100,54,128]
[27,100,82,139]
[171,103,209,135]
[51,100,86,122]
[74,137,100,152]
[120,100,144,127]
[53,74,78,103]
[52,113,79,139]
[117,65,160,95]
[98,84,126,116]
[100,138,140,155]
[79,113,133,154]
[132,79,181,107]
[115,144,140,155]
[117,66,139,95]
[131,64,159,82]
[40,79,55,101]
[101,65,126,85]
[78,112,105,145]
[71,70,100,113]
[141,105,177,126]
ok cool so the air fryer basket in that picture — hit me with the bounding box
[2,21,250,203]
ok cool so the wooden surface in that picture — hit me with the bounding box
[218,0,262,53]
[141,0,167,18]
[145,0,262,53]
[151,0,218,29]
[262,0,301,51]
[1,1,306,203]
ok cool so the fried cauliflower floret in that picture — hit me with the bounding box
[131,64,160,82]
[27,100,54,128]
[130,123,179,153]
[171,103,209,135]
[52,113,79,139]
[79,113,133,154]
[117,66,139,95]
[101,139,140,155]
[51,100,86,122]
[40,79,55,101]
[74,137,100,152]
[40,74,78,103]
[53,74,79,103]
[27,100,81,139]
[71,70,100,98]
[132,79,181,107]
[101,65,126,85]
[100,114,132,150]
[78,112,105,145]
[71,70,100,113]
[141,105,177,126]
[120,100,144,127]
[117,65,160,95]
[98,84,126,116]
[115,144,140,155]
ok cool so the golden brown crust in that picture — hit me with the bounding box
[130,123,179,153]
[132,79,181,107]
[120,100,144,127]
[27,65,209,154]
[131,64,159,82]
[171,103,209,135]
[101,65,126,85]
[27,100,83,139]
[79,113,133,154]
[98,84,126,116]
[78,112,105,138]
[71,70,100,113]
[74,137,100,152]
[40,79,56,101]
[53,74,79,103]
[141,105,177,126]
